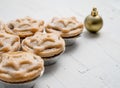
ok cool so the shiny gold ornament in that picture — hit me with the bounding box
[84,7,103,33]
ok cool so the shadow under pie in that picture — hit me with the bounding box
[63,34,81,46]
[43,50,65,66]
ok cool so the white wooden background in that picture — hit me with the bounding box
[0,0,120,88]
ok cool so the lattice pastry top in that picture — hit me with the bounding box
[6,17,44,38]
[46,17,83,38]
[0,32,20,54]
[22,32,65,58]
[0,52,44,83]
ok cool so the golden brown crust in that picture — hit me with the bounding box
[46,17,83,38]
[5,17,44,38]
[0,32,20,54]
[0,51,44,83]
[0,21,4,32]
[0,21,8,33]
[22,32,65,58]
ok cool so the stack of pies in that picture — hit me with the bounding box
[0,16,83,88]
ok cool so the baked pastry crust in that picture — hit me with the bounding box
[0,32,20,54]
[6,17,44,38]
[0,21,7,32]
[0,51,44,83]
[0,21,4,32]
[46,17,83,38]
[22,32,65,58]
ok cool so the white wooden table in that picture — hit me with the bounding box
[0,0,120,88]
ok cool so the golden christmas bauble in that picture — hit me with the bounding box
[84,8,103,33]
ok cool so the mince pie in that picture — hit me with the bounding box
[22,32,65,58]
[0,51,44,83]
[6,17,44,38]
[46,17,83,38]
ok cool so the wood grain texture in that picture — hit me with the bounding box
[0,0,120,88]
